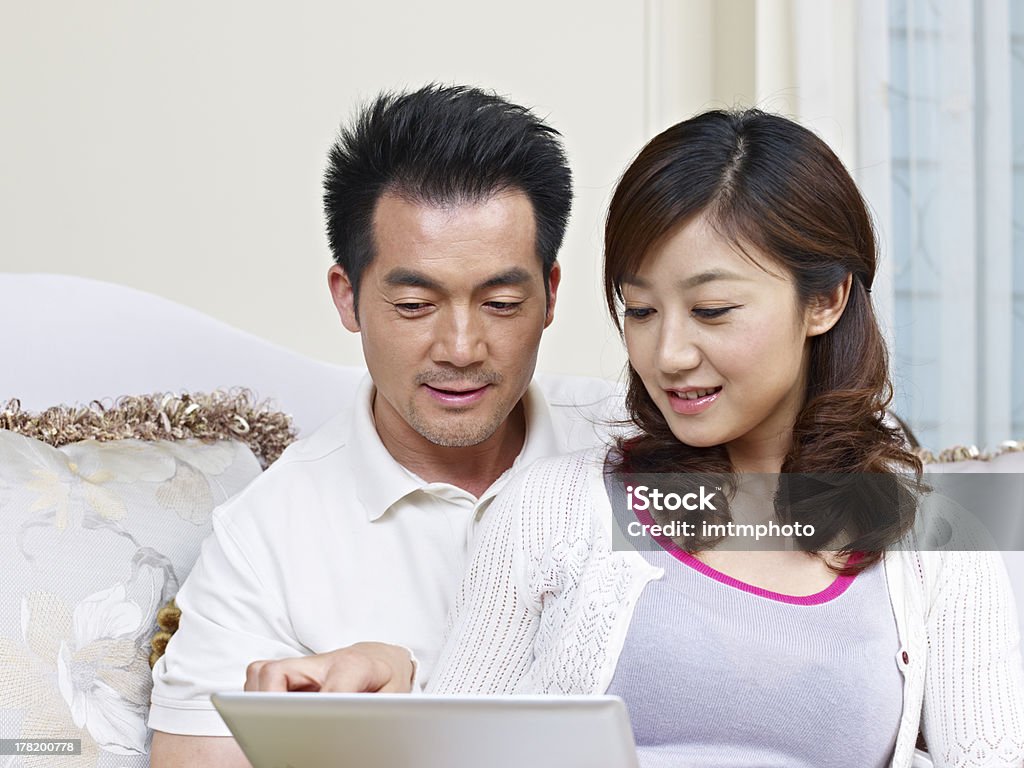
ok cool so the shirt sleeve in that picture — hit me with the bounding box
[920,546,1024,765]
[148,506,306,736]
[426,472,541,694]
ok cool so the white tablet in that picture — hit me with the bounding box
[211,692,640,768]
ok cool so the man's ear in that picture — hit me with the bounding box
[806,273,852,337]
[328,265,360,333]
[544,261,561,329]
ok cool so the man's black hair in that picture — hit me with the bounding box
[323,84,572,308]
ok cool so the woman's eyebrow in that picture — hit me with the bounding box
[680,269,748,288]
[620,274,650,288]
[621,270,748,290]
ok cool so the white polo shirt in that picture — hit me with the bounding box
[149,375,620,736]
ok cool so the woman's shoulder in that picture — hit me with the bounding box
[492,447,611,533]
[887,490,1013,599]
[513,446,608,490]
[892,490,1000,559]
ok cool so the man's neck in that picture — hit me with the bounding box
[373,398,527,499]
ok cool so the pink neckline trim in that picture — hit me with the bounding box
[630,501,860,606]
[668,548,859,606]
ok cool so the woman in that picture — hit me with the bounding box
[427,110,1024,767]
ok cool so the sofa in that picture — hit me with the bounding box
[2,273,1021,766]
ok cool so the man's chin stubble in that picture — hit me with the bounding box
[405,410,507,449]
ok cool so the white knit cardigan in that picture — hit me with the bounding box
[428,449,1024,768]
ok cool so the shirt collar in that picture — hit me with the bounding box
[346,375,565,521]
[348,376,425,522]
[477,382,563,505]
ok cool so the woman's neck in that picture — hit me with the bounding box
[726,446,788,475]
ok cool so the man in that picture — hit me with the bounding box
[148,85,619,766]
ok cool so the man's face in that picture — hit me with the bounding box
[329,190,558,450]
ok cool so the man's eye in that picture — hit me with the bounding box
[623,307,655,320]
[692,306,737,319]
[485,301,522,313]
[394,303,431,313]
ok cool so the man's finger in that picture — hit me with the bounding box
[241,645,414,694]
[243,660,268,691]
[246,658,324,692]
[320,657,390,693]
[346,643,414,692]
[377,672,413,694]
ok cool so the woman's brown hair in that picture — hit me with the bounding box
[604,109,922,572]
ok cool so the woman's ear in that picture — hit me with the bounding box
[806,273,853,337]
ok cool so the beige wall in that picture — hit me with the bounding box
[1,1,857,381]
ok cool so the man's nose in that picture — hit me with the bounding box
[431,307,487,368]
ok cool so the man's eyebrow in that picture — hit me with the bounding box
[383,269,442,291]
[478,267,533,290]
[381,267,534,292]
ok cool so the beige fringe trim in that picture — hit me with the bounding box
[914,440,1024,465]
[0,390,296,467]
[150,599,181,668]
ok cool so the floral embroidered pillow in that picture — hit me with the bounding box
[0,432,263,766]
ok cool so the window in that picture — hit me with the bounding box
[883,0,1023,449]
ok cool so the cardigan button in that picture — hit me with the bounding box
[902,651,909,665]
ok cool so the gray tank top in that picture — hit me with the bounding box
[605,475,903,767]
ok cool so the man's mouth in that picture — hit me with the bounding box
[422,383,491,405]
[426,385,487,394]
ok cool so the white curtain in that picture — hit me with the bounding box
[648,0,1022,449]
[852,0,1023,450]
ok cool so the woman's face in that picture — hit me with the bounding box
[621,215,818,471]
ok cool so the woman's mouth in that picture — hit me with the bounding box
[665,387,722,414]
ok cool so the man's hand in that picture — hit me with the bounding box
[244,642,415,693]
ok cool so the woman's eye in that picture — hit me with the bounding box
[692,306,736,319]
[623,307,655,320]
